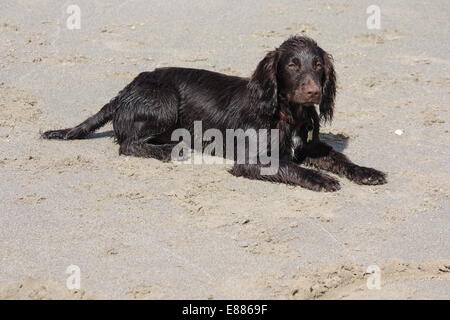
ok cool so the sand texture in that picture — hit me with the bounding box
[0,0,449,299]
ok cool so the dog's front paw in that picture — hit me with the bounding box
[348,166,387,185]
[303,171,341,192]
[42,129,71,140]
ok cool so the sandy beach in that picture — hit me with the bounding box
[0,0,449,299]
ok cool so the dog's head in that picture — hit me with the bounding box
[249,36,336,122]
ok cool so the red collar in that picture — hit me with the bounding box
[278,111,298,126]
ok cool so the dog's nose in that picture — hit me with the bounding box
[304,85,320,99]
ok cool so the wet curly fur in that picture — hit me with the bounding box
[42,36,386,192]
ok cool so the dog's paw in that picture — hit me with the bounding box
[349,166,387,185]
[303,171,341,192]
[41,129,71,140]
[318,174,341,192]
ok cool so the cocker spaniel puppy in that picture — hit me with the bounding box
[43,35,386,192]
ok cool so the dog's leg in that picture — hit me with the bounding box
[42,101,116,140]
[119,140,182,162]
[300,142,386,185]
[229,162,340,192]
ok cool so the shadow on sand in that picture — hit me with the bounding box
[319,132,349,152]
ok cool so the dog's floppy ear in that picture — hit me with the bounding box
[248,49,280,115]
[319,50,336,123]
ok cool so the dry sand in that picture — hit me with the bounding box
[0,0,449,299]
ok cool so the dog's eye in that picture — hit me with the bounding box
[314,62,323,70]
[287,62,300,70]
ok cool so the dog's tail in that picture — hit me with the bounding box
[42,99,118,140]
